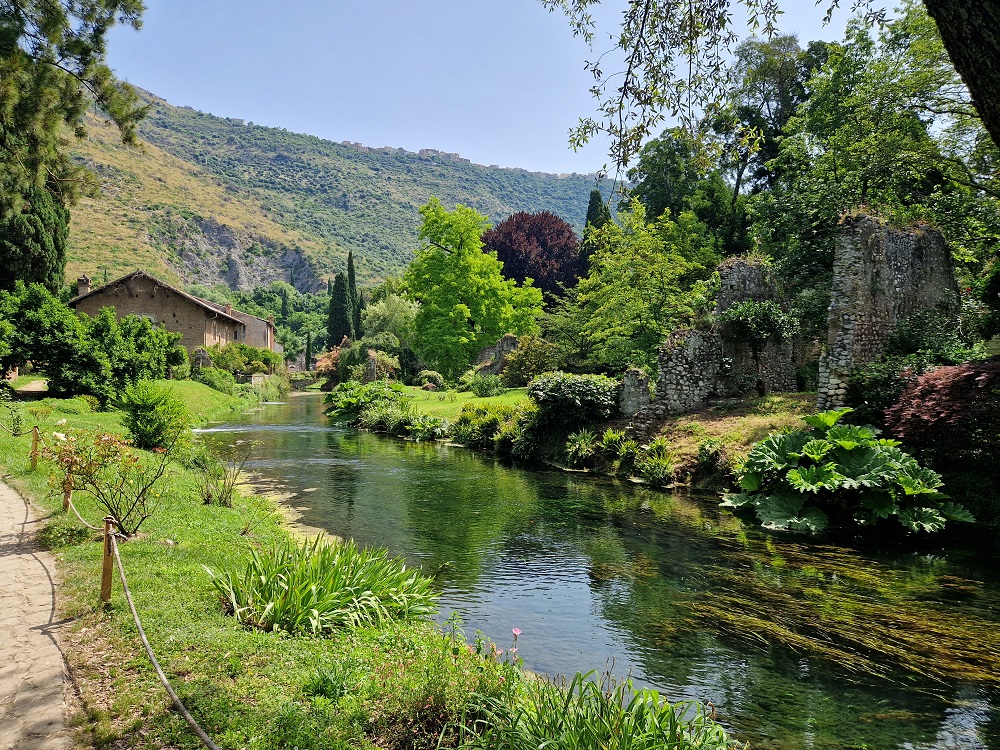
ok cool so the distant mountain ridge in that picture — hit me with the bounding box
[67,90,600,291]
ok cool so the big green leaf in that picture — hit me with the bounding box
[796,438,833,464]
[786,463,846,493]
[756,493,828,532]
[801,407,853,432]
[826,424,876,451]
[835,447,895,490]
[937,502,975,524]
[898,506,946,533]
[742,431,810,475]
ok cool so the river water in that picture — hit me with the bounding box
[195,394,1000,750]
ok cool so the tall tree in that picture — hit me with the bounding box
[304,331,312,370]
[0,182,68,293]
[542,0,1000,165]
[0,1,146,216]
[347,250,361,334]
[584,189,612,231]
[481,211,584,299]
[327,274,353,346]
[404,198,543,378]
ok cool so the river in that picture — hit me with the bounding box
[195,394,1000,750]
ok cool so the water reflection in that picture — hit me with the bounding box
[195,395,1000,750]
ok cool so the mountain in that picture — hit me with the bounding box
[67,90,600,291]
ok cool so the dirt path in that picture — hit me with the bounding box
[0,480,70,750]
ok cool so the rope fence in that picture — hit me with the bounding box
[13,420,223,750]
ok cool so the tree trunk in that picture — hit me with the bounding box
[923,0,1000,150]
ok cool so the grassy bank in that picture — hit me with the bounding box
[400,386,529,422]
[0,383,737,750]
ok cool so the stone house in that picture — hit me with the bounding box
[69,270,280,355]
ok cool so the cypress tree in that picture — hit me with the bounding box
[347,250,361,335]
[304,331,312,371]
[584,189,612,231]
[327,273,353,345]
[0,183,69,294]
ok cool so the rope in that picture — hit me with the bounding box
[110,535,222,750]
[65,494,102,531]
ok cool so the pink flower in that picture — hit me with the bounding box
[509,647,518,654]
[512,628,522,638]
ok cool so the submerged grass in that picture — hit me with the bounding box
[693,537,1000,687]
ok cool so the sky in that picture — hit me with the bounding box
[106,1,853,175]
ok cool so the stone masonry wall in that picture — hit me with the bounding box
[817,216,959,408]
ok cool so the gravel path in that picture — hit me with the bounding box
[0,480,70,750]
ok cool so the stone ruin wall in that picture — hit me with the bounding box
[628,259,796,436]
[817,216,959,408]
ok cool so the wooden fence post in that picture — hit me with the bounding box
[101,516,115,603]
[30,426,39,471]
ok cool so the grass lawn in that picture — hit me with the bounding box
[652,392,817,481]
[401,386,529,422]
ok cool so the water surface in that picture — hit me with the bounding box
[196,395,1000,750]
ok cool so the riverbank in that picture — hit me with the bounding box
[0,384,737,750]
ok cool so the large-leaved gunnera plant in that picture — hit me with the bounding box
[723,408,973,534]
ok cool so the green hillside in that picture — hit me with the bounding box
[68,90,599,290]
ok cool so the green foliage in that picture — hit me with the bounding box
[207,341,282,374]
[324,379,410,422]
[451,402,522,451]
[118,381,190,451]
[469,374,506,398]
[206,536,438,635]
[361,293,418,349]
[0,182,68,293]
[501,335,559,387]
[404,198,543,378]
[565,428,598,468]
[527,371,619,430]
[405,414,449,442]
[459,670,734,750]
[327,273,354,345]
[571,200,718,371]
[716,298,797,356]
[416,370,444,389]
[42,430,173,537]
[726,407,971,533]
[0,0,145,216]
[193,367,238,395]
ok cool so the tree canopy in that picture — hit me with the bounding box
[542,0,1000,166]
[404,198,543,378]
[0,0,146,215]
[481,211,584,299]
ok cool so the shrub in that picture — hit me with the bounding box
[723,408,973,534]
[469,373,506,398]
[193,367,238,395]
[844,355,929,427]
[451,402,520,450]
[884,359,1000,475]
[501,335,559,387]
[119,381,190,450]
[416,370,444,389]
[206,536,438,635]
[638,454,675,485]
[527,371,618,430]
[324,379,410,422]
[358,401,414,436]
[406,414,449,442]
[565,429,597,468]
[43,430,173,537]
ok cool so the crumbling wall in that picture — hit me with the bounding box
[474,333,520,376]
[817,216,959,408]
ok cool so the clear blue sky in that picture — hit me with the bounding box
[107,1,851,175]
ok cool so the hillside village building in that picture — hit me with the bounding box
[69,271,280,355]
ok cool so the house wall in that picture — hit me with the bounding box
[228,310,274,350]
[72,277,240,353]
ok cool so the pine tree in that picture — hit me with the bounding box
[327,274,353,346]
